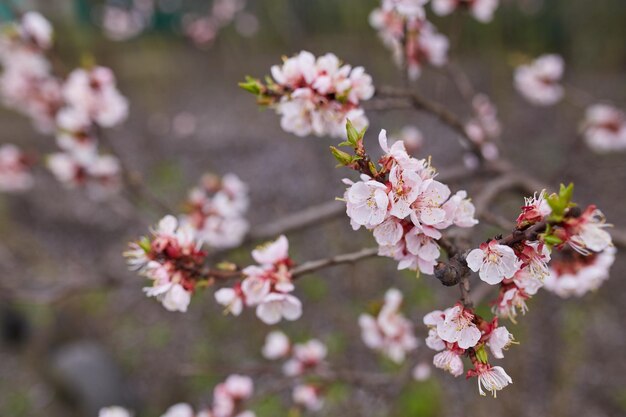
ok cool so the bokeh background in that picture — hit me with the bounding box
[1,0,626,416]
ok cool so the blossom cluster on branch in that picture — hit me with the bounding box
[262,331,327,412]
[0,12,128,197]
[336,122,478,275]
[240,51,374,138]
[99,374,255,417]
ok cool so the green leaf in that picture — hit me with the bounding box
[329,146,353,166]
[542,234,563,246]
[138,236,151,252]
[345,119,360,146]
[238,76,262,95]
[475,345,489,364]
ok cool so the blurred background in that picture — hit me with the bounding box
[1,0,625,416]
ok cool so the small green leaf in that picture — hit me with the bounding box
[475,345,489,364]
[138,236,151,252]
[542,234,563,246]
[330,146,353,166]
[238,76,262,95]
[345,119,360,146]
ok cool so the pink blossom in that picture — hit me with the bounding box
[99,407,132,417]
[582,104,626,153]
[486,326,515,359]
[160,403,194,417]
[262,330,291,360]
[517,190,551,227]
[20,12,53,49]
[468,364,513,397]
[215,286,245,316]
[493,286,528,321]
[292,384,324,412]
[466,240,520,285]
[565,206,613,255]
[256,292,302,324]
[412,362,432,381]
[545,247,616,298]
[345,178,389,227]
[441,190,479,228]
[63,66,129,127]
[436,305,481,349]
[514,54,564,106]
[432,0,500,23]
[410,179,451,226]
[252,235,289,265]
[283,339,327,376]
[389,165,423,219]
[359,288,418,363]
[433,349,464,377]
[0,144,34,192]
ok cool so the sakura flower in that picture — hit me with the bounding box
[345,178,389,228]
[373,217,405,246]
[160,403,194,417]
[517,241,551,282]
[159,283,192,313]
[436,305,481,349]
[544,246,616,298]
[512,268,544,296]
[468,364,513,397]
[125,215,206,312]
[256,292,302,325]
[432,0,500,23]
[0,144,34,192]
[403,227,440,274]
[249,51,373,138]
[565,206,613,255]
[359,288,418,363]
[517,190,551,227]
[293,384,324,412]
[582,104,626,153]
[514,54,565,106]
[215,286,245,316]
[223,374,254,400]
[20,12,53,49]
[181,172,249,250]
[62,66,129,127]
[382,0,429,18]
[388,165,422,219]
[252,235,289,265]
[412,362,432,381]
[486,326,515,359]
[433,349,464,377]
[441,190,479,228]
[493,286,528,321]
[99,406,132,417]
[283,339,327,376]
[410,179,451,226]
[466,240,520,285]
[262,330,291,359]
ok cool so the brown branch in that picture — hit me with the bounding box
[375,86,483,157]
[291,247,379,278]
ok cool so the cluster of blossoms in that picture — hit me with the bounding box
[262,331,327,412]
[431,0,500,23]
[359,288,418,363]
[423,305,514,396]
[340,127,477,274]
[215,236,302,324]
[0,11,59,132]
[99,374,255,417]
[181,173,249,249]
[514,54,565,106]
[464,93,501,166]
[241,51,374,138]
[369,1,449,80]
[0,144,34,192]
[124,215,207,313]
[0,12,127,196]
[466,188,614,320]
[544,246,616,298]
[581,104,626,153]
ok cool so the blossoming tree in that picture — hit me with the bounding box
[1,1,625,415]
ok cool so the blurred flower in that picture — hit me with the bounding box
[0,144,34,192]
[581,104,626,153]
[514,54,564,106]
